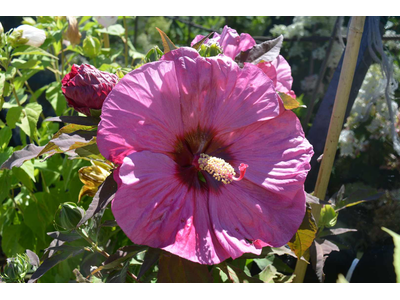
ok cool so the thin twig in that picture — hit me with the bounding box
[166,16,215,33]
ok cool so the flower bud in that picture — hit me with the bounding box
[57,202,85,230]
[83,35,101,58]
[56,202,85,230]
[64,16,81,45]
[61,64,119,116]
[0,22,3,35]
[198,42,222,58]
[94,16,118,29]
[1,254,29,283]
[10,25,46,48]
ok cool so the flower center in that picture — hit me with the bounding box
[196,153,248,184]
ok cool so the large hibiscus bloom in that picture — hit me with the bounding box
[97,47,313,265]
[192,26,296,98]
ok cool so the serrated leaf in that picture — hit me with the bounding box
[235,35,283,67]
[1,144,45,170]
[28,247,84,283]
[96,24,125,36]
[12,45,58,60]
[156,27,178,54]
[191,32,214,50]
[137,248,161,280]
[18,102,42,138]
[382,227,400,283]
[26,249,40,268]
[310,238,339,282]
[279,92,304,110]
[77,172,117,227]
[45,115,100,126]
[20,159,35,182]
[288,205,317,258]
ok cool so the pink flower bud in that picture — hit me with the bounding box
[61,64,119,116]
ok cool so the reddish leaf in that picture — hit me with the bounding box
[157,252,212,283]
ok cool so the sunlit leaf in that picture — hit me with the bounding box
[288,205,317,258]
[12,45,58,60]
[382,227,400,283]
[278,92,305,110]
[156,27,178,54]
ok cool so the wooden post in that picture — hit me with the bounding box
[293,16,366,283]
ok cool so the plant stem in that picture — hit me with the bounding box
[60,36,65,78]
[77,228,139,282]
[123,16,129,67]
[103,33,110,48]
[292,16,366,283]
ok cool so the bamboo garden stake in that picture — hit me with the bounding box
[293,16,366,283]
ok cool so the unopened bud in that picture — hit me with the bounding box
[198,42,222,58]
[83,35,101,58]
[56,202,85,230]
[10,25,46,48]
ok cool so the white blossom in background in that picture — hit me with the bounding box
[15,25,46,47]
[94,16,118,29]
[339,63,400,157]
[301,74,318,93]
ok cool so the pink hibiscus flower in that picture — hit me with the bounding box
[192,26,296,98]
[97,47,313,265]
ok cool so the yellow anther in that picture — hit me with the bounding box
[198,153,236,184]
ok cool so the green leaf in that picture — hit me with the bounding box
[0,126,12,149]
[96,24,125,37]
[0,71,5,97]
[5,67,16,80]
[12,45,58,60]
[20,160,35,182]
[156,27,178,54]
[382,227,400,283]
[45,82,66,116]
[0,170,12,201]
[6,106,23,129]
[11,58,43,70]
[17,102,42,138]
[278,92,305,110]
[2,224,25,257]
[12,165,34,190]
[288,205,317,258]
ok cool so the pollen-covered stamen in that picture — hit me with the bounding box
[197,153,248,184]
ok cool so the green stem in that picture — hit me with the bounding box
[123,17,129,67]
[60,36,65,78]
[292,16,366,283]
[77,228,139,282]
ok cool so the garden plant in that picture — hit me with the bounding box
[0,16,399,283]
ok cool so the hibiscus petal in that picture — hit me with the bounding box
[209,181,306,250]
[98,60,185,164]
[162,48,284,135]
[214,110,313,201]
[113,151,233,264]
[258,55,295,96]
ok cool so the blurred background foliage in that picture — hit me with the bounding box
[1,16,400,283]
